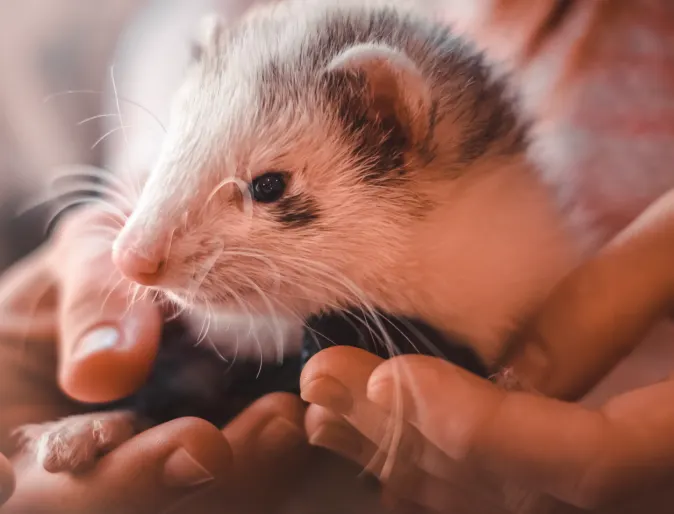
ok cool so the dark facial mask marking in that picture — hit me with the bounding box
[273,193,320,228]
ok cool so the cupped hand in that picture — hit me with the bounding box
[3,393,307,514]
[301,188,674,514]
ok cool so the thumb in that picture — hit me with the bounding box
[503,186,674,400]
[51,209,162,404]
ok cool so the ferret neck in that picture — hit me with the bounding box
[394,160,583,364]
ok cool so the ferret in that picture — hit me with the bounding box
[16,0,581,473]
[111,0,579,356]
[17,0,671,479]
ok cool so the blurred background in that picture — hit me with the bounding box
[0,0,259,270]
[0,0,141,270]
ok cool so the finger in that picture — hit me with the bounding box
[306,404,506,514]
[505,187,674,400]
[7,417,232,514]
[301,347,460,482]
[0,452,15,507]
[186,392,309,512]
[368,354,674,509]
[223,392,306,457]
[50,208,162,403]
[0,248,57,341]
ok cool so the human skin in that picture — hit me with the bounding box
[301,187,674,513]
[3,189,674,513]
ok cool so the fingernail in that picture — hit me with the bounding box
[366,376,393,409]
[259,416,305,447]
[309,421,362,457]
[163,447,215,488]
[301,376,353,414]
[72,326,121,361]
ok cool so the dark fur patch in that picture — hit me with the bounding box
[459,94,510,163]
[273,193,320,228]
[324,70,410,181]
[253,4,523,182]
[456,63,527,164]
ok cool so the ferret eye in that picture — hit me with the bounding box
[251,172,287,203]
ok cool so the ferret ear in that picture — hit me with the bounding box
[191,14,227,62]
[326,43,433,145]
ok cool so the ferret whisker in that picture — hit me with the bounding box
[276,256,405,477]
[43,89,167,133]
[221,279,267,375]
[123,284,137,317]
[49,179,133,209]
[204,177,243,208]
[99,277,128,314]
[76,225,123,242]
[76,113,119,126]
[92,125,136,152]
[165,297,189,322]
[17,188,128,224]
[237,273,286,368]
[188,244,225,298]
[206,283,259,368]
[131,283,145,311]
[215,249,282,281]
[100,262,125,294]
[9,281,57,359]
[46,192,128,220]
[110,64,146,201]
[275,263,395,355]
[49,164,136,199]
[20,182,134,217]
[192,301,224,361]
[195,300,211,348]
[41,198,127,236]
[393,317,447,359]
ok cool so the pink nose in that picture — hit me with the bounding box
[112,247,167,286]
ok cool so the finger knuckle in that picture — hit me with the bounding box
[164,416,221,438]
[254,392,305,419]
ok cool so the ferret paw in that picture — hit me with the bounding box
[13,410,137,474]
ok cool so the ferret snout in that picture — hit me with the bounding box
[112,223,172,286]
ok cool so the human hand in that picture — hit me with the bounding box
[3,392,307,514]
[0,206,162,406]
[300,188,674,513]
[0,206,310,513]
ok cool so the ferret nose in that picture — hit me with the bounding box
[112,230,170,286]
[113,248,166,286]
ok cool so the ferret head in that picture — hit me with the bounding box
[112,2,530,331]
